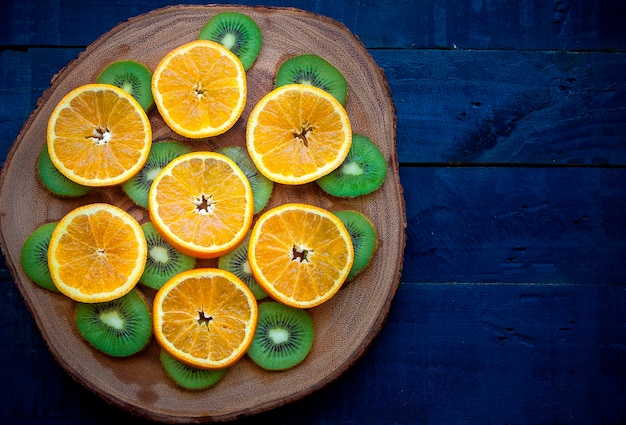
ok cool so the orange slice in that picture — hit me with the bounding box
[48,203,147,303]
[148,151,254,259]
[153,268,258,369]
[246,83,352,185]
[248,203,354,308]
[152,39,247,138]
[47,83,152,187]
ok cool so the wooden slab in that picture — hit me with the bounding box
[0,5,405,422]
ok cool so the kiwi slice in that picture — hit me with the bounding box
[96,60,154,111]
[160,349,227,390]
[140,221,196,290]
[75,289,152,357]
[217,231,267,300]
[198,12,262,70]
[122,140,192,209]
[275,54,348,105]
[317,134,387,198]
[216,145,273,214]
[20,221,59,292]
[333,210,378,280]
[37,144,91,198]
[247,301,314,371]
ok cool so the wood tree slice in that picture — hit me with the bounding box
[0,5,405,422]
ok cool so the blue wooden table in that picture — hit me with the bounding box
[1,1,625,423]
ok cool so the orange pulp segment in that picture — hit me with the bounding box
[152,39,247,138]
[47,203,147,303]
[47,84,152,187]
[246,83,352,185]
[148,151,254,259]
[153,268,258,369]
[248,203,354,308]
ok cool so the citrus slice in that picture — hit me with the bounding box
[48,203,147,303]
[148,151,254,259]
[153,268,258,369]
[152,39,247,138]
[248,203,354,308]
[246,83,352,185]
[47,83,152,187]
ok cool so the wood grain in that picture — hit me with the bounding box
[0,5,405,422]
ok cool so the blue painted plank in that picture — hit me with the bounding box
[2,0,625,50]
[2,49,626,166]
[2,282,625,424]
[400,166,626,284]
[373,49,626,165]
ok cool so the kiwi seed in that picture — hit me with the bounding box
[38,144,91,198]
[217,231,268,300]
[160,349,228,390]
[333,210,378,280]
[20,221,59,292]
[247,301,314,371]
[216,145,273,215]
[275,54,348,105]
[198,12,262,70]
[316,134,387,198]
[122,140,192,209]
[75,289,152,357]
[96,60,154,111]
[140,221,196,290]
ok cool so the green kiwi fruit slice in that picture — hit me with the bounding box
[122,140,192,209]
[247,301,314,371]
[317,134,387,198]
[217,231,267,300]
[75,289,152,357]
[96,60,154,111]
[38,144,91,198]
[160,349,227,390]
[140,221,196,290]
[216,145,273,214]
[275,54,348,105]
[20,221,59,292]
[333,210,378,280]
[198,12,262,70]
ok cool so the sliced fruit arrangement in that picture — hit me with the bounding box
[247,301,314,371]
[19,9,390,391]
[96,60,154,111]
[139,221,196,290]
[151,39,247,139]
[21,221,59,292]
[47,203,147,303]
[317,134,388,198]
[246,84,352,185]
[148,151,254,259]
[248,203,354,309]
[153,268,258,369]
[198,11,262,71]
[160,349,228,390]
[75,289,152,357]
[333,210,379,281]
[216,145,273,215]
[47,83,152,187]
[217,230,268,300]
[275,54,347,105]
[122,140,192,209]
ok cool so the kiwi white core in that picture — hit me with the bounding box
[150,245,170,263]
[342,162,364,176]
[99,310,125,330]
[221,34,237,51]
[268,328,290,344]
[146,167,163,182]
